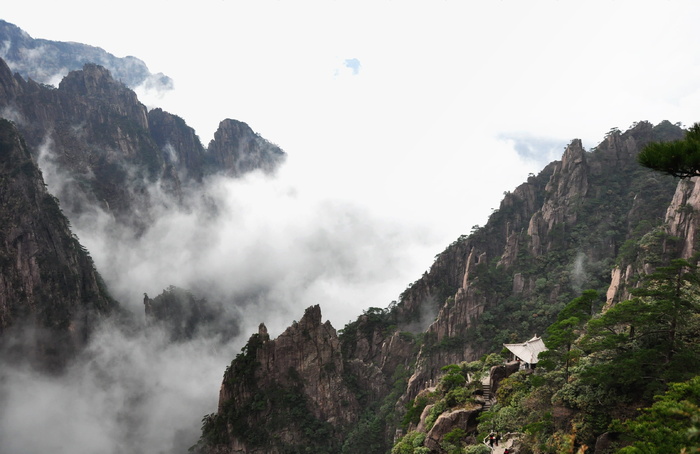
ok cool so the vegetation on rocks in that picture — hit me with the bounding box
[195,121,700,454]
[386,123,700,453]
[393,251,700,453]
[638,122,700,178]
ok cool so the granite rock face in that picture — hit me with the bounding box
[198,121,688,453]
[0,56,285,229]
[665,177,700,259]
[424,407,480,451]
[0,119,117,369]
[401,121,683,403]
[204,305,362,453]
[207,119,285,177]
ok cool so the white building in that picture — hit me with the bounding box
[503,335,548,369]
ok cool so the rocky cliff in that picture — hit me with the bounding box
[0,56,285,229]
[196,305,368,453]
[0,119,118,369]
[207,119,286,176]
[198,121,686,453]
[399,120,682,403]
[0,44,286,369]
[601,157,700,307]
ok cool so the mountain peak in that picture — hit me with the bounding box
[59,63,127,96]
[207,117,286,176]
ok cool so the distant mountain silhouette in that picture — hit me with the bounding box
[0,19,172,90]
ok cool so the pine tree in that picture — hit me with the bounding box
[638,122,700,178]
[581,259,700,399]
[540,290,597,379]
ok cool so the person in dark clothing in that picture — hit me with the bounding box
[489,434,495,447]
[495,433,501,446]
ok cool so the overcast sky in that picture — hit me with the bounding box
[4,0,700,330]
[3,3,700,452]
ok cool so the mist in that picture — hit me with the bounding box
[1,2,700,452]
[62,167,440,335]
[0,321,235,454]
[0,81,545,449]
[0,136,453,453]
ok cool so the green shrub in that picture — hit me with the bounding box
[445,387,472,408]
[402,396,430,429]
[465,444,491,454]
[443,428,467,444]
[425,400,447,431]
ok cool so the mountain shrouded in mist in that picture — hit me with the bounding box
[0,19,172,91]
[0,18,698,454]
[0,21,291,453]
[0,54,285,231]
[0,118,117,370]
[194,120,697,453]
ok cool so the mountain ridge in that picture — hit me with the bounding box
[0,50,286,368]
[0,19,172,90]
[0,19,695,453]
[196,120,687,453]
[0,55,286,230]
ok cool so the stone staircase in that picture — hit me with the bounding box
[482,382,494,411]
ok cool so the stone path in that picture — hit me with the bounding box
[484,433,518,453]
[481,375,495,411]
[480,373,521,452]
[490,437,515,453]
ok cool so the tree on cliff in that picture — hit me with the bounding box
[581,259,700,399]
[539,290,597,379]
[638,122,700,178]
[616,375,700,453]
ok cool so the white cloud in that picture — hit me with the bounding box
[65,163,442,335]
[3,1,700,451]
[0,322,234,454]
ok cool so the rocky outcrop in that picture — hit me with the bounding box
[207,119,285,177]
[424,407,480,451]
[196,121,688,453]
[664,177,700,259]
[0,119,117,369]
[201,306,363,453]
[528,139,589,256]
[489,361,522,395]
[147,108,207,182]
[59,64,149,127]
